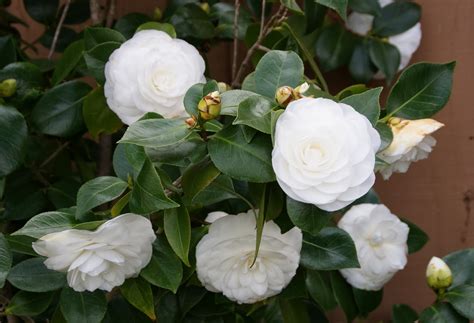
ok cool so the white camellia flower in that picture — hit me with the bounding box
[378,118,444,180]
[346,0,422,79]
[338,204,409,291]
[104,30,206,124]
[32,214,156,292]
[196,209,302,304]
[272,98,380,212]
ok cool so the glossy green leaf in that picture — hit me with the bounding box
[6,291,54,316]
[114,13,151,39]
[0,105,27,177]
[386,62,456,119]
[315,0,348,20]
[373,2,421,37]
[341,87,382,125]
[76,176,128,218]
[141,235,183,293]
[31,80,91,137]
[0,234,12,288]
[369,39,400,83]
[392,304,418,323]
[60,288,107,323]
[349,41,376,83]
[376,122,393,152]
[111,192,131,217]
[316,24,355,71]
[113,143,147,181]
[6,235,38,256]
[287,197,332,235]
[51,40,85,85]
[279,298,311,323]
[330,271,358,322]
[444,248,474,287]
[0,35,17,68]
[13,210,76,239]
[182,159,220,203]
[8,258,66,292]
[119,118,192,148]
[220,90,258,116]
[183,83,204,117]
[121,277,156,320]
[84,41,121,85]
[348,0,381,15]
[254,50,304,99]
[208,126,275,183]
[301,228,359,270]
[446,285,474,320]
[306,270,338,311]
[136,22,177,38]
[170,4,215,40]
[164,205,191,266]
[402,218,429,254]
[353,288,383,316]
[83,86,122,139]
[84,27,126,50]
[234,95,274,134]
[419,302,468,323]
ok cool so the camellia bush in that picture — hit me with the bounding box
[0,0,472,322]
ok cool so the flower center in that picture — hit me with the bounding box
[369,231,384,247]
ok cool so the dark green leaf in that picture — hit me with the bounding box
[51,40,85,85]
[8,258,66,292]
[113,143,147,181]
[315,0,348,20]
[279,298,311,323]
[170,4,215,39]
[6,291,54,316]
[444,248,474,287]
[40,27,78,53]
[369,39,400,83]
[0,62,44,104]
[178,286,207,318]
[182,159,220,203]
[316,24,355,71]
[24,0,58,23]
[164,205,191,266]
[84,41,121,85]
[0,234,12,288]
[287,197,332,235]
[0,35,16,68]
[83,86,122,139]
[104,297,153,323]
[220,90,258,116]
[183,83,204,117]
[330,271,358,322]
[63,0,90,24]
[392,304,418,323]
[234,95,275,134]
[208,126,275,183]
[402,218,429,254]
[114,13,151,39]
[121,277,156,320]
[348,0,381,15]
[5,235,37,256]
[373,2,421,37]
[386,62,456,119]
[254,50,304,99]
[353,288,383,316]
[349,41,376,83]
[136,22,177,38]
[0,106,27,177]
[341,87,382,125]
[31,80,91,137]
[301,228,359,270]
[281,0,303,14]
[446,285,474,320]
[84,27,126,50]
[60,288,107,323]
[306,270,338,311]
[419,302,468,323]
[375,122,393,152]
[13,210,76,239]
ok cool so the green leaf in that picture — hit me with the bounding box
[375,122,393,152]
[271,109,284,145]
[254,50,304,99]
[76,176,128,218]
[369,39,400,83]
[208,126,275,183]
[40,27,78,53]
[183,83,204,117]
[84,27,126,50]
[51,40,85,85]
[279,298,311,323]
[178,286,207,319]
[349,41,376,83]
[83,86,122,139]
[392,304,418,323]
[0,234,12,288]
[446,285,474,320]
[8,258,66,292]
[31,80,91,137]
[402,218,429,254]
[170,4,215,40]
[129,158,179,214]
[348,0,381,15]
[136,22,177,38]
[386,62,456,119]
[24,0,58,23]
[192,175,237,206]
[182,159,220,203]
[141,235,183,293]
[60,288,107,323]
[113,143,147,181]
[287,197,332,235]
[306,270,338,311]
[0,105,27,177]
[242,72,256,91]
[114,13,151,39]
[444,248,474,287]
[220,89,258,116]
[419,302,468,323]
[84,41,121,85]
[341,87,382,125]
[316,24,355,71]
[373,2,421,37]
[281,0,303,14]
[120,277,156,320]
[0,62,44,104]
[301,228,359,270]
[330,271,358,322]
[164,205,191,266]
[0,35,17,68]
[6,291,54,316]
[13,210,76,239]
[234,95,275,134]
[119,118,192,148]
[315,0,348,20]
[353,288,383,316]
[5,235,37,256]
[111,191,131,217]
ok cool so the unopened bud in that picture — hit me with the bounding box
[294,82,309,96]
[200,2,210,14]
[388,117,402,126]
[426,257,453,291]
[217,82,230,93]
[185,117,197,128]
[198,91,221,120]
[153,7,163,21]
[275,86,294,107]
[0,79,16,97]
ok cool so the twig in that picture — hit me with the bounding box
[257,45,271,52]
[231,5,287,88]
[105,0,116,28]
[40,141,70,168]
[89,0,102,25]
[165,176,183,197]
[231,0,241,80]
[48,0,71,60]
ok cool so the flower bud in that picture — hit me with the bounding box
[0,79,17,98]
[153,7,163,21]
[198,91,221,120]
[294,82,310,96]
[275,86,294,107]
[426,257,453,291]
[200,2,210,14]
[185,117,197,128]
[217,82,230,93]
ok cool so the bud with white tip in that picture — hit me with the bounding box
[275,86,294,107]
[426,257,453,291]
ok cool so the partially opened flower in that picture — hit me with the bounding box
[196,209,302,304]
[426,256,453,291]
[378,118,444,179]
[104,30,206,124]
[272,97,380,211]
[32,214,156,292]
[346,0,422,79]
[338,204,409,291]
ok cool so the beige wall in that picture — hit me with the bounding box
[8,0,474,320]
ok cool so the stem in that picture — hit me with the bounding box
[89,0,102,25]
[231,0,240,80]
[164,176,183,197]
[48,0,71,60]
[282,22,329,93]
[105,0,116,28]
[40,141,69,168]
